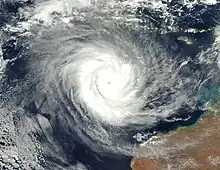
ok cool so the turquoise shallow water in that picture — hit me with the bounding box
[197,83,220,105]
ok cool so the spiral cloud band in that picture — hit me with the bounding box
[2,1,220,169]
[60,35,148,126]
[24,18,204,155]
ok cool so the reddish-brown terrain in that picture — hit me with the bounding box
[132,104,220,170]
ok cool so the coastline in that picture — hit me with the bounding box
[131,100,220,170]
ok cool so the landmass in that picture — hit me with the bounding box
[132,100,220,170]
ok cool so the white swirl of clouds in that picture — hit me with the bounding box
[1,1,220,170]
[8,0,217,157]
[26,18,199,155]
[61,42,147,126]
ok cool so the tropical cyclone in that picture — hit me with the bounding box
[17,0,220,158]
[27,19,200,155]
[1,0,220,169]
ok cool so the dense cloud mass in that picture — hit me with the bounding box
[0,0,220,169]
